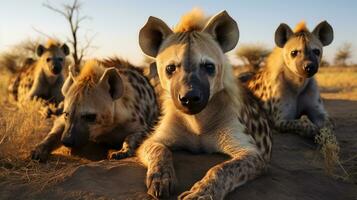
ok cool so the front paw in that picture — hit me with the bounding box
[146,165,176,199]
[30,146,49,162]
[300,116,319,136]
[108,149,132,160]
[179,180,219,200]
[179,191,212,200]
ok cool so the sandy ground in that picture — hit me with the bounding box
[0,95,356,200]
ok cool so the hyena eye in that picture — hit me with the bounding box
[58,57,64,62]
[166,64,176,76]
[313,49,321,56]
[46,58,52,62]
[290,50,299,58]
[63,112,69,119]
[82,114,97,123]
[202,63,215,76]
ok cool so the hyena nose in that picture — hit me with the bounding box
[179,91,202,106]
[303,63,315,73]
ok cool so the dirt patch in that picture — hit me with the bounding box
[1,98,357,199]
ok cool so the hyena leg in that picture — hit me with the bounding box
[137,139,176,199]
[277,117,319,138]
[179,151,266,200]
[31,116,65,162]
[305,105,335,131]
[109,131,147,160]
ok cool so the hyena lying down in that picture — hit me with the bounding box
[138,9,272,199]
[245,21,334,138]
[8,39,70,116]
[31,58,159,162]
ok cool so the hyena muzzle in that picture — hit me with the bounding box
[245,21,334,138]
[137,9,272,200]
[31,58,159,162]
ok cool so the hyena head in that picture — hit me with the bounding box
[139,9,239,114]
[60,60,124,147]
[275,21,334,78]
[36,39,70,76]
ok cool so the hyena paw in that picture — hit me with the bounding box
[108,149,133,160]
[300,116,319,136]
[146,165,176,199]
[178,189,213,200]
[179,180,218,200]
[30,146,49,162]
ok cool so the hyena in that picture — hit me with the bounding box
[245,21,334,138]
[8,39,70,116]
[31,58,159,162]
[138,9,272,199]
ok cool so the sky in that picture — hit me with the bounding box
[0,0,356,66]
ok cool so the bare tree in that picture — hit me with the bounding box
[236,43,271,71]
[43,0,94,69]
[334,43,352,66]
[0,38,40,73]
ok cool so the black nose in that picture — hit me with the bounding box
[179,91,202,106]
[51,63,62,74]
[303,63,315,73]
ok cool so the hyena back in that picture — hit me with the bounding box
[31,58,159,162]
[138,9,272,199]
[246,21,334,138]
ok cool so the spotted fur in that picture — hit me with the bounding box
[8,39,70,116]
[138,9,272,199]
[31,58,159,162]
[245,21,334,138]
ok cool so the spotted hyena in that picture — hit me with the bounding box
[245,21,334,138]
[137,9,272,199]
[8,39,70,116]
[31,58,159,162]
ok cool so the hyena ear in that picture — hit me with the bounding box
[61,43,70,56]
[99,67,124,100]
[203,11,239,53]
[312,21,334,46]
[148,62,158,80]
[275,23,294,48]
[61,70,75,96]
[36,45,46,57]
[139,16,173,57]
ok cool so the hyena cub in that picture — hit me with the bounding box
[31,58,159,162]
[245,21,334,138]
[138,9,272,199]
[8,39,70,116]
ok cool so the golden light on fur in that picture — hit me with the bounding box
[76,60,104,85]
[294,20,309,33]
[45,38,61,48]
[173,8,207,33]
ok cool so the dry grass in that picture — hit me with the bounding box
[0,71,85,193]
[317,67,357,90]
[0,64,356,194]
[315,128,348,176]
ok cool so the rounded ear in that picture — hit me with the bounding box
[312,21,334,46]
[139,16,173,57]
[275,23,294,48]
[203,10,239,53]
[61,71,75,96]
[36,45,46,57]
[61,43,70,56]
[98,67,124,100]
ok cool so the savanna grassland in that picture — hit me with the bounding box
[0,65,356,199]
